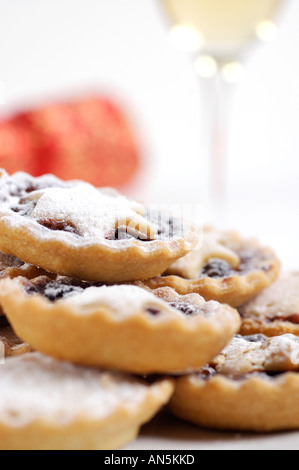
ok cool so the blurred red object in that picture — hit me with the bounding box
[0,96,141,187]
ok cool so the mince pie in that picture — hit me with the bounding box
[239,272,299,336]
[0,352,173,450]
[168,334,299,432]
[0,169,198,283]
[0,275,240,374]
[142,226,280,307]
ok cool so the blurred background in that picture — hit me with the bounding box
[0,0,297,268]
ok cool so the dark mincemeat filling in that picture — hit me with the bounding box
[197,365,291,382]
[25,279,202,318]
[168,301,203,316]
[240,334,267,343]
[146,301,203,317]
[37,218,82,236]
[200,259,234,279]
[25,277,97,302]
[199,250,272,279]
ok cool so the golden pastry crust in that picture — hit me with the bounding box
[0,276,241,374]
[168,372,299,432]
[168,334,299,432]
[0,317,33,356]
[142,227,280,308]
[240,272,299,337]
[0,169,198,283]
[0,352,174,450]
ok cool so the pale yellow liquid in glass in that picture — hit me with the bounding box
[160,0,284,58]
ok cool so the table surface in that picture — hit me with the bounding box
[124,410,299,451]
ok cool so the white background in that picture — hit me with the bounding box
[0,0,298,270]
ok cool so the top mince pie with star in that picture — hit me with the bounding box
[0,169,199,283]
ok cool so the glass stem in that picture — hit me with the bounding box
[199,72,237,224]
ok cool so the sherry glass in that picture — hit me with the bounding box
[158,0,287,221]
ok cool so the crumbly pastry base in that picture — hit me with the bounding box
[168,373,299,432]
[240,318,299,337]
[0,353,173,450]
[0,279,241,374]
[143,246,280,308]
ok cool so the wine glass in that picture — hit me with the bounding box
[157,0,287,222]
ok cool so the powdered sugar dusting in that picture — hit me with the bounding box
[240,272,299,320]
[0,353,153,427]
[0,170,196,256]
[212,334,299,376]
[64,284,166,317]
[0,170,71,209]
[28,184,156,239]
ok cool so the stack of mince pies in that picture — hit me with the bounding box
[0,168,297,450]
